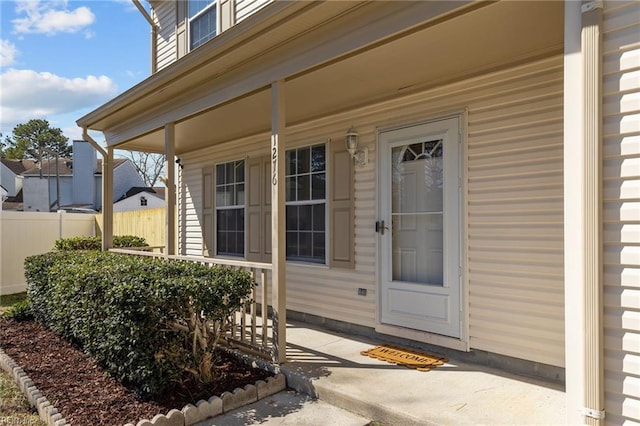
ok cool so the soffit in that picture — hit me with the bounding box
[95,1,564,155]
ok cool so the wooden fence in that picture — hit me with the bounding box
[95,207,171,248]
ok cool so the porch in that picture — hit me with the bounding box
[206,319,566,425]
[108,248,565,424]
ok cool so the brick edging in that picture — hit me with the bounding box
[0,346,286,426]
[126,373,286,426]
[0,348,69,426]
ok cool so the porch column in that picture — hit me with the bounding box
[102,146,114,250]
[270,80,287,363]
[564,1,604,424]
[165,123,176,256]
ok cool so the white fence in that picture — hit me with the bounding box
[0,211,95,295]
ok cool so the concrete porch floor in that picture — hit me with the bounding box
[208,320,566,425]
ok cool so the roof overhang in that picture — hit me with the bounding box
[78,0,564,155]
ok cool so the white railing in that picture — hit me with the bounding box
[109,248,275,360]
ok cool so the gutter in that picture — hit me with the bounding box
[82,128,113,251]
[132,0,158,75]
[82,128,106,157]
[76,1,315,130]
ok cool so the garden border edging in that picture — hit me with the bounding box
[0,346,286,426]
[0,348,69,426]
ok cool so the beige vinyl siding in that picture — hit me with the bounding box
[235,0,271,24]
[153,2,177,71]
[179,54,564,363]
[602,2,640,424]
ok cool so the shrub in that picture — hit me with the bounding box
[2,300,33,321]
[54,235,148,251]
[24,251,255,397]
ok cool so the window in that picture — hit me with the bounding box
[203,139,353,267]
[140,196,147,207]
[216,160,245,256]
[285,144,326,263]
[189,0,217,50]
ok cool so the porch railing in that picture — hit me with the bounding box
[109,248,275,360]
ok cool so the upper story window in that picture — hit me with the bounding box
[189,0,217,50]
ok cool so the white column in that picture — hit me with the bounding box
[271,80,287,363]
[165,123,176,256]
[102,147,114,251]
[564,1,604,424]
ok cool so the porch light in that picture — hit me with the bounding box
[345,126,368,167]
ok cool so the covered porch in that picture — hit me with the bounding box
[77,1,603,424]
[210,318,566,425]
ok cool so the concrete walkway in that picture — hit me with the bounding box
[196,390,371,425]
[202,320,566,425]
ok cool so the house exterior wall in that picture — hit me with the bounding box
[179,54,565,367]
[602,2,640,423]
[0,164,19,196]
[72,140,97,206]
[153,2,177,72]
[151,0,273,72]
[235,0,271,24]
[113,193,164,212]
[23,176,74,212]
[113,161,146,206]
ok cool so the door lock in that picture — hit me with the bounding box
[375,220,389,235]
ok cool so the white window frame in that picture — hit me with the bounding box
[285,143,328,264]
[188,0,218,51]
[214,158,245,258]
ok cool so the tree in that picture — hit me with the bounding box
[3,119,71,160]
[119,151,166,187]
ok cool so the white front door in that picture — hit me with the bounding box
[379,117,461,338]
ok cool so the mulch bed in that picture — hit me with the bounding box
[0,317,273,425]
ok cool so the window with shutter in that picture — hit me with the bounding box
[203,137,353,268]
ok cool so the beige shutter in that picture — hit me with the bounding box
[176,2,188,59]
[246,157,263,262]
[246,156,272,263]
[328,139,354,268]
[262,157,272,263]
[202,166,214,257]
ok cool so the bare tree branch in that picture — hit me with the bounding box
[119,151,165,187]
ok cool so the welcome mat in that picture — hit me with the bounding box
[360,345,447,372]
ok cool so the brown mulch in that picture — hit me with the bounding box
[0,317,273,425]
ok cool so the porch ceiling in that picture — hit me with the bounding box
[91,0,563,155]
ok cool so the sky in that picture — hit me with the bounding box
[0,0,151,143]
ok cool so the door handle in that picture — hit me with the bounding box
[375,220,389,235]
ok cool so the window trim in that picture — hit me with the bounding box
[188,0,218,51]
[284,143,328,265]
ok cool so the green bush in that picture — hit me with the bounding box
[2,300,33,321]
[24,251,255,397]
[54,235,148,251]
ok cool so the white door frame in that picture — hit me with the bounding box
[375,113,469,351]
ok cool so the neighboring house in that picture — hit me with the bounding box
[77,2,640,424]
[0,186,7,211]
[20,140,145,212]
[114,186,165,212]
[0,158,35,198]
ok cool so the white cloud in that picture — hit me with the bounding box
[0,39,19,67]
[0,68,118,134]
[12,0,95,36]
